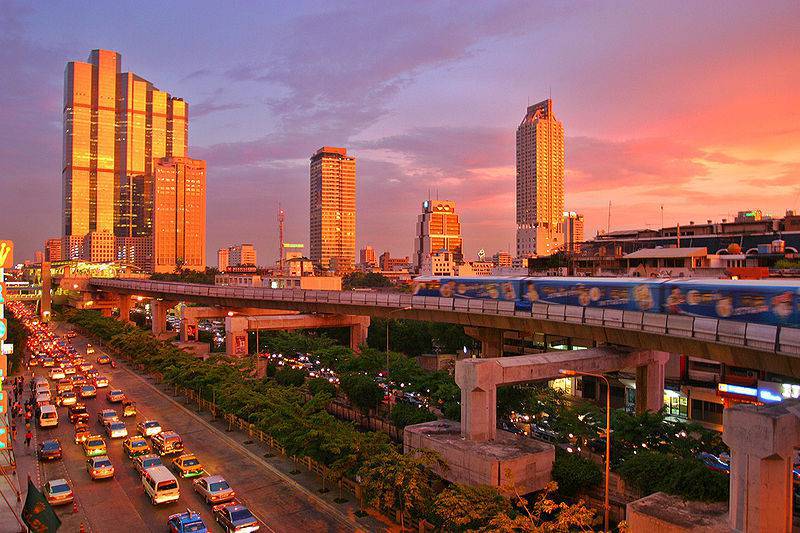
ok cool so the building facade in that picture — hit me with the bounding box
[115,236,153,271]
[62,49,191,265]
[516,99,565,257]
[413,199,463,272]
[217,248,230,272]
[563,211,585,254]
[379,252,410,271]
[492,250,512,268]
[228,243,257,266]
[44,239,63,262]
[309,147,356,271]
[152,157,206,273]
[359,245,377,268]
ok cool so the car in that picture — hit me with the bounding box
[42,358,55,367]
[68,404,88,423]
[212,501,259,533]
[63,365,77,375]
[122,402,137,417]
[85,368,99,379]
[106,389,125,403]
[74,423,91,444]
[134,454,164,475]
[86,456,114,480]
[698,452,730,474]
[79,362,93,372]
[98,409,118,425]
[28,357,39,367]
[43,478,74,506]
[172,453,204,478]
[82,435,107,457]
[86,344,95,354]
[57,390,77,407]
[106,421,128,439]
[70,374,86,387]
[168,510,208,533]
[96,354,111,365]
[35,392,51,406]
[38,439,63,461]
[137,420,162,437]
[152,431,184,456]
[79,385,97,398]
[94,376,109,388]
[48,368,66,380]
[193,475,236,504]
[57,378,73,394]
[122,435,152,458]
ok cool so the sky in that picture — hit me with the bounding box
[1,0,798,265]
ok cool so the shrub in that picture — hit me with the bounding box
[551,450,603,497]
[390,401,436,430]
[307,377,337,397]
[274,367,306,387]
[618,450,729,502]
[339,372,383,414]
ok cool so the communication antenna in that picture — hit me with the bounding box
[660,205,664,229]
[607,201,612,235]
[278,204,285,273]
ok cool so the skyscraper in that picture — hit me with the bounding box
[310,147,356,271]
[563,211,585,254]
[217,248,230,272]
[359,245,377,267]
[62,49,190,263]
[413,199,463,272]
[515,99,565,257]
[152,157,206,273]
[228,244,257,266]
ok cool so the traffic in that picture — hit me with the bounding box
[8,301,263,532]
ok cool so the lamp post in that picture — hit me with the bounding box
[560,369,611,533]
[385,306,412,374]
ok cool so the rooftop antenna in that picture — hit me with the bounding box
[607,201,612,235]
[660,205,664,229]
[278,204,285,273]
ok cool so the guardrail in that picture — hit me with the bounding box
[89,278,800,356]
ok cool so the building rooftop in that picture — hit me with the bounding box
[624,247,707,259]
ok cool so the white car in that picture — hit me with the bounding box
[137,420,162,437]
[105,421,128,439]
[49,368,66,380]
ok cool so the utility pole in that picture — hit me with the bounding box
[278,204,285,274]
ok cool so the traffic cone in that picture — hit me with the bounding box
[79,523,85,533]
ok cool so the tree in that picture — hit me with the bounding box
[358,448,446,531]
[343,272,392,289]
[274,367,306,387]
[486,480,596,533]
[307,377,337,398]
[551,450,602,497]
[390,401,436,430]
[339,372,383,414]
[434,484,512,531]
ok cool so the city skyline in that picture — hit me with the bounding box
[1,1,799,264]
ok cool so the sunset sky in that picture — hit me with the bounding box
[1,0,798,264]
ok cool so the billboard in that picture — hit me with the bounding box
[0,241,12,269]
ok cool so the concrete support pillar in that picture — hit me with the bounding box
[150,299,175,337]
[455,359,503,441]
[180,318,199,342]
[634,350,669,414]
[117,294,132,324]
[349,316,370,352]
[464,326,504,358]
[722,401,800,533]
[100,308,112,318]
[225,316,249,357]
[40,261,52,322]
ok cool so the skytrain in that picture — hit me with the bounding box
[412,276,800,327]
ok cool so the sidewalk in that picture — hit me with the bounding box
[0,380,26,533]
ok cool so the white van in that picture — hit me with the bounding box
[142,466,180,505]
[38,404,58,428]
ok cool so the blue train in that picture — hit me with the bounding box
[413,276,800,327]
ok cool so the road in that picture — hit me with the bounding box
[15,323,361,532]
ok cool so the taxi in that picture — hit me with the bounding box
[123,435,152,458]
[171,453,204,478]
[82,435,107,457]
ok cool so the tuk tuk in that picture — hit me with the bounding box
[123,401,137,418]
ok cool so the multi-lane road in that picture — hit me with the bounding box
[13,323,367,532]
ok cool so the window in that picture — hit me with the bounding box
[691,399,723,424]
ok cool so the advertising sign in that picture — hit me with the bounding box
[0,241,13,269]
[0,319,6,342]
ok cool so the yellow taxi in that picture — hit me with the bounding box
[123,435,152,458]
[82,435,107,457]
[171,453,204,478]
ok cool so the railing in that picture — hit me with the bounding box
[88,278,800,356]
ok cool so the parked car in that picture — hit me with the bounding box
[168,510,208,533]
[86,456,114,480]
[43,479,74,506]
[212,501,259,533]
[193,475,235,504]
[38,439,63,461]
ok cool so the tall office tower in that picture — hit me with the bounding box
[309,147,356,271]
[360,245,377,267]
[515,99,565,257]
[563,211,585,254]
[152,157,206,273]
[413,199,463,272]
[217,248,230,272]
[63,49,189,248]
[228,244,257,266]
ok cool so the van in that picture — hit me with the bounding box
[142,465,180,505]
[38,404,58,428]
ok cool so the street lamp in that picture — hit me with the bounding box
[560,369,611,533]
[385,306,412,374]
